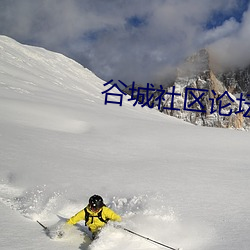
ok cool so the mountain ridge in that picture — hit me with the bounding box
[163,48,250,129]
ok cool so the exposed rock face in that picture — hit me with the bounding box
[161,49,250,130]
[123,48,250,130]
[217,66,250,95]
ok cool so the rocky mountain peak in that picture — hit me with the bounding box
[161,49,250,130]
[177,48,210,78]
[123,47,250,130]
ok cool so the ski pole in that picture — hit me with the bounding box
[122,227,180,250]
[37,220,48,231]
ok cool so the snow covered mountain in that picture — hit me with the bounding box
[218,65,250,96]
[161,49,250,130]
[123,49,250,130]
[0,36,250,250]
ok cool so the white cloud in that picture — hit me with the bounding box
[0,0,249,83]
[201,18,240,45]
[209,5,250,69]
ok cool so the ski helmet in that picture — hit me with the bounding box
[89,195,104,210]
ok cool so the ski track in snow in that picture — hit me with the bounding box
[2,36,249,250]
[0,179,210,250]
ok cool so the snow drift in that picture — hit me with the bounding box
[0,36,250,250]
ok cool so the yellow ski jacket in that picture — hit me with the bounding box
[67,206,121,233]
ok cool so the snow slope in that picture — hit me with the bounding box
[0,35,250,250]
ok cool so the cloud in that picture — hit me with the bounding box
[209,3,250,69]
[0,0,249,84]
[200,18,240,45]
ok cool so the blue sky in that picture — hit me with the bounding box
[0,0,249,84]
[206,0,249,28]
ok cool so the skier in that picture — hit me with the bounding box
[66,194,121,239]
